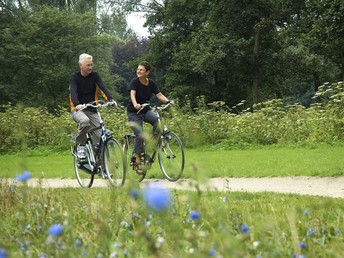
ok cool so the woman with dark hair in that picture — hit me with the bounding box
[127,61,172,174]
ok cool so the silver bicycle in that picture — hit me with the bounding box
[71,100,126,188]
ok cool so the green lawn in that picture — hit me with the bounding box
[1,143,344,178]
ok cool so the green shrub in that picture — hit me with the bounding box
[1,81,343,153]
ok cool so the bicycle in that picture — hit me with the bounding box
[71,100,126,188]
[123,103,185,182]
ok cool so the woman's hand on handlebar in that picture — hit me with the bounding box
[135,103,141,110]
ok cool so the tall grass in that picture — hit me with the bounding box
[1,179,344,257]
[0,81,343,153]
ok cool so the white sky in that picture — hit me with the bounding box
[126,12,149,37]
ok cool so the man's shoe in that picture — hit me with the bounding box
[77,145,86,159]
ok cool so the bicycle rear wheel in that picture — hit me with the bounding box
[123,135,146,182]
[74,144,94,188]
[158,132,185,181]
[104,137,126,187]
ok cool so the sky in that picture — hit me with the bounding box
[126,12,149,37]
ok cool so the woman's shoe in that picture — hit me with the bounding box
[135,163,144,175]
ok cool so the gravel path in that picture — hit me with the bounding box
[6,176,344,199]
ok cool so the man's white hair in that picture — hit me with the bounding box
[79,53,93,65]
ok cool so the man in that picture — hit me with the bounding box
[69,53,117,159]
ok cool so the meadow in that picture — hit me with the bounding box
[1,178,344,258]
[1,143,344,178]
[2,81,344,257]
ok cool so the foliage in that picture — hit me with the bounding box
[0,81,344,154]
[0,3,128,111]
[1,180,344,257]
[118,0,343,107]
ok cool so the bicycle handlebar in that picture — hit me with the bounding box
[136,102,172,114]
[80,100,116,111]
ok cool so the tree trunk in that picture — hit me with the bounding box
[252,26,260,105]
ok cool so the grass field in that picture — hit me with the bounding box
[2,144,344,257]
[1,181,344,257]
[1,143,344,179]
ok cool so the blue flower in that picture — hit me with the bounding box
[76,240,82,247]
[335,229,339,234]
[48,224,63,236]
[303,210,308,215]
[16,174,23,182]
[208,249,215,256]
[146,221,151,226]
[16,171,31,182]
[299,242,306,249]
[38,225,43,231]
[241,224,249,233]
[22,171,31,181]
[130,188,139,200]
[190,210,200,220]
[308,228,315,236]
[143,187,172,212]
[223,196,228,202]
[292,253,296,258]
[0,249,6,258]
[82,252,88,256]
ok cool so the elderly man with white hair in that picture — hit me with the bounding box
[69,53,117,160]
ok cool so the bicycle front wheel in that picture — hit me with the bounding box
[74,145,94,188]
[158,132,185,181]
[104,138,126,187]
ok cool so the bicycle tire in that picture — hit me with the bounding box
[123,135,146,182]
[158,132,185,181]
[104,137,126,187]
[74,144,94,188]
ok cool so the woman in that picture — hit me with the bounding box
[127,61,172,174]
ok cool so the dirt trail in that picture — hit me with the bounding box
[5,176,344,199]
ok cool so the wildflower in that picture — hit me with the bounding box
[76,240,82,247]
[241,224,249,233]
[39,253,46,258]
[299,242,306,249]
[146,221,151,226]
[114,243,121,248]
[335,229,339,234]
[208,249,216,256]
[143,187,172,212]
[190,210,200,220]
[38,225,43,231]
[130,188,139,200]
[82,252,88,256]
[48,224,63,236]
[22,171,31,181]
[223,196,228,202]
[16,174,23,182]
[132,213,137,219]
[110,252,119,258]
[308,228,315,236]
[0,249,6,258]
[303,210,308,215]
[292,254,296,258]
[157,237,164,243]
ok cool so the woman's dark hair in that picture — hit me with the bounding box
[139,61,151,72]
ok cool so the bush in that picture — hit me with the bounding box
[1,81,343,153]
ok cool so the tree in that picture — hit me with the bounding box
[0,7,121,111]
[111,37,149,105]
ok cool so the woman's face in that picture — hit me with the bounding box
[137,65,149,78]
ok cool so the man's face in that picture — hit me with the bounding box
[80,58,93,76]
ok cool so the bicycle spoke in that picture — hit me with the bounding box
[158,132,185,181]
